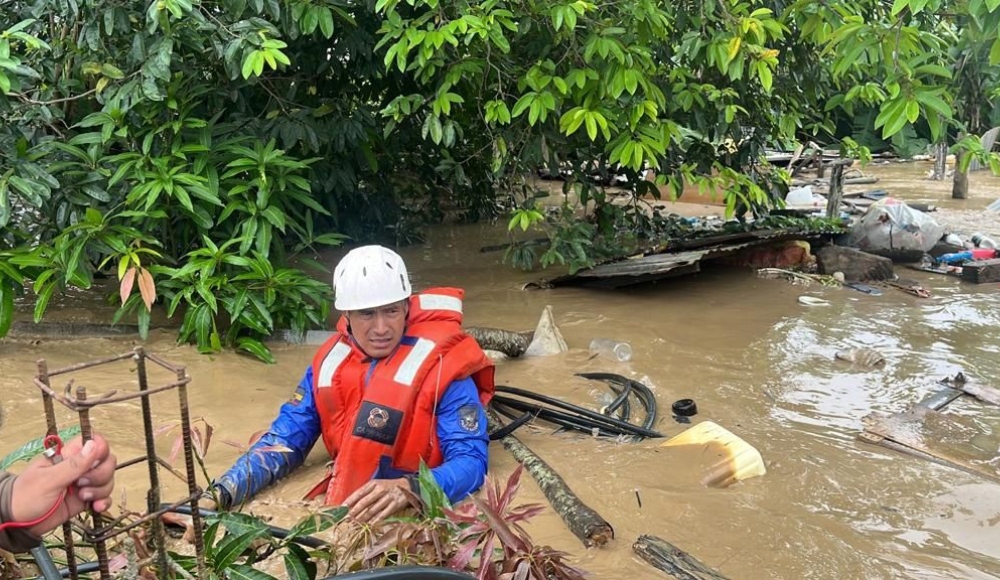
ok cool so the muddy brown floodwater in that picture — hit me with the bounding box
[1,163,1000,579]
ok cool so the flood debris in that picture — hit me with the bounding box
[757,268,840,287]
[834,347,886,367]
[486,407,615,548]
[660,421,766,488]
[959,258,1000,284]
[816,246,894,281]
[523,305,568,356]
[859,372,1000,485]
[797,296,830,306]
[633,535,729,580]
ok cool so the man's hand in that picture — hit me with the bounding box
[342,479,416,524]
[10,435,117,537]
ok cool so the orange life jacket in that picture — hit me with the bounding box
[307,287,495,506]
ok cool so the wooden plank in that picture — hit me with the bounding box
[633,535,729,580]
[959,382,1000,406]
[861,410,1000,485]
[960,258,1000,284]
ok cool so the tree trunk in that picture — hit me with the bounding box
[633,535,730,579]
[953,152,969,199]
[486,407,615,548]
[466,327,533,358]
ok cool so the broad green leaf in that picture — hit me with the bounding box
[0,425,82,470]
[236,337,276,364]
[0,279,13,337]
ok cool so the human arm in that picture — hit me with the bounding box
[210,367,321,509]
[0,435,117,553]
[427,376,489,503]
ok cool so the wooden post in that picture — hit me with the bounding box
[932,141,948,181]
[826,159,853,219]
[953,145,969,199]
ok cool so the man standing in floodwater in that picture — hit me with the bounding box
[204,245,495,522]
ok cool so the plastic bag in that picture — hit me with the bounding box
[846,197,945,253]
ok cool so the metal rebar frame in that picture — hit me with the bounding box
[33,347,207,580]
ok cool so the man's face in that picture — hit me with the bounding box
[346,300,408,359]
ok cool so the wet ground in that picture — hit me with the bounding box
[1,162,1000,579]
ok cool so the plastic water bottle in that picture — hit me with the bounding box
[971,233,998,250]
[937,248,996,264]
[589,338,633,362]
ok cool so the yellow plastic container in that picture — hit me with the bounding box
[661,421,766,488]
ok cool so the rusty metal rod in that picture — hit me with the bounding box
[82,491,203,543]
[46,352,137,377]
[33,377,190,410]
[74,385,112,579]
[134,348,170,580]
[37,359,79,580]
[174,364,207,578]
[145,352,184,374]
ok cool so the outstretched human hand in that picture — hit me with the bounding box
[342,479,416,524]
[10,434,117,537]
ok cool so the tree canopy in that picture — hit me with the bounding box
[2,0,1000,359]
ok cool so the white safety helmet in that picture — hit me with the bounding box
[333,245,412,311]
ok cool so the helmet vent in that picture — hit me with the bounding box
[362,266,367,276]
[386,261,394,269]
[400,274,406,289]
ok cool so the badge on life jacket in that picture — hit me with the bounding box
[352,401,404,445]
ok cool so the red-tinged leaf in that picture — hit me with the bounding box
[498,465,524,512]
[191,427,204,459]
[448,538,479,570]
[471,496,529,554]
[137,267,156,311]
[247,428,268,446]
[221,438,247,450]
[506,504,545,524]
[169,434,183,464]
[108,553,128,573]
[363,526,404,561]
[477,532,496,580]
[256,444,292,453]
[120,266,136,305]
[201,422,214,456]
[152,422,179,437]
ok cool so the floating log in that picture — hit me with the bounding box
[633,535,729,580]
[466,327,533,358]
[486,408,614,548]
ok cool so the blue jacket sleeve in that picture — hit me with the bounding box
[429,377,489,504]
[212,367,321,508]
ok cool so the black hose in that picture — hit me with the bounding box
[577,373,659,433]
[487,410,534,440]
[492,400,614,437]
[495,385,662,438]
[603,381,632,422]
[492,396,656,438]
[162,504,328,549]
[29,545,62,580]
[323,567,474,579]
